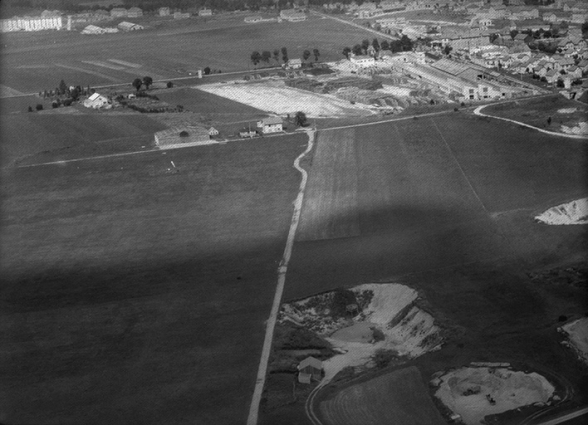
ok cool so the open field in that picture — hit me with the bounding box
[0,15,383,95]
[0,133,306,424]
[483,95,588,134]
[319,366,445,425]
[266,113,588,423]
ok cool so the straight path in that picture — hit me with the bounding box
[310,10,398,40]
[246,130,316,425]
[535,407,588,425]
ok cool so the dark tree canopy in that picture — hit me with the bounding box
[143,76,153,89]
[251,51,261,65]
[294,111,307,127]
[352,44,363,56]
[302,49,311,61]
[342,46,351,58]
[313,48,320,61]
[132,78,142,91]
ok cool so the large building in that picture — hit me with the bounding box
[257,117,283,134]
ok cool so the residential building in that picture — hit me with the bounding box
[199,8,213,16]
[127,7,143,18]
[287,58,303,69]
[350,54,376,67]
[298,357,322,384]
[159,7,170,16]
[83,92,109,108]
[257,117,283,134]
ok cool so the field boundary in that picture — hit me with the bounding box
[473,104,588,140]
[247,129,316,425]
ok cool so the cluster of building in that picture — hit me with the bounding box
[81,21,143,35]
[1,9,63,32]
[244,9,307,24]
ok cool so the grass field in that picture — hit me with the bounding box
[0,15,382,95]
[0,133,306,424]
[319,366,445,425]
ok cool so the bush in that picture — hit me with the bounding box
[167,81,174,88]
[372,349,397,368]
[330,288,357,318]
[371,327,385,342]
[454,107,459,112]
[28,106,33,112]
[36,104,43,111]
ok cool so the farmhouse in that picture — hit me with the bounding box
[158,7,170,16]
[287,58,303,69]
[118,21,143,31]
[198,8,212,16]
[350,55,376,67]
[83,93,110,109]
[208,127,219,137]
[154,126,210,147]
[257,117,283,134]
[298,357,322,384]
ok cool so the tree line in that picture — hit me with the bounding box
[250,47,320,67]
[341,36,413,59]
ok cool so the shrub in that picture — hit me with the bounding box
[28,106,33,112]
[36,104,43,111]
[167,81,174,88]
[372,349,397,368]
[330,288,357,318]
[371,327,385,342]
[454,107,459,112]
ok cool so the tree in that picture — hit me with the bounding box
[400,35,413,51]
[352,44,363,56]
[390,39,402,53]
[342,46,351,59]
[143,76,153,89]
[302,49,311,62]
[313,48,320,62]
[251,51,261,66]
[510,29,519,39]
[294,111,307,127]
[132,78,142,92]
[281,46,288,63]
[361,38,370,53]
[59,79,67,95]
[203,67,211,75]
[444,44,453,56]
[372,38,380,52]
[273,48,280,64]
[36,104,43,111]
[380,40,389,51]
[261,50,272,63]
[28,106,33,112]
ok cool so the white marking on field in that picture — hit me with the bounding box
[247,130,316,425]
[108,59,142,68]
[54,63,119,82]
[82,60,126,70]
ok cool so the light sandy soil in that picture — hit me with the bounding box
[280,283,442,383]
[434,367,555,425]
[195,81,375,118]
[561,121,588,135]
[535,198,588,225]
[561,318,588,365]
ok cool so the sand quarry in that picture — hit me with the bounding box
[561,317,588,365]
[279,283,443,382]
[195,80,375,118]
[433,366,555,425]
[535,198,588,225]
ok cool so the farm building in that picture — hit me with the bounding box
[297,357,322,384]
[0,16,63,32]
[280,9,307,22]
[154,126,210,147]
[158,7,170,16]
[350,55,376,67]
[81,24,106,34]
[208,127,219,137]
[83,93,110,109]
[198,8,212,16]
[257,117,283,134]
[239,129,258,138]
[244,15,263,23]
[127,7,143,18]
[118,21,143,31]
[287,58,303,69]
[110,8,127,18]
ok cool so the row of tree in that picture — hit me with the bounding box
[341,36,413,59]
[250,47,320,66]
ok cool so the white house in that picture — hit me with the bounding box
[83,92,109,109]
[208,127,219,137]
[257,117,283,134]
[287,58,303,69]
[158,7,170,16]
[199,8,212,16]
[350,54,376,67]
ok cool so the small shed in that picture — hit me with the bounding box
[298,356,322,384]
[208,127,219,137]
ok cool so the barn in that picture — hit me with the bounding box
[83,93,110,108]
[117,21,143,31]
[257,117,283,134]
[154,126,211,147]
